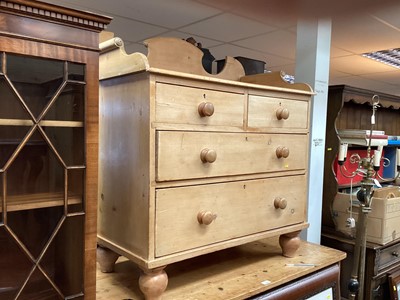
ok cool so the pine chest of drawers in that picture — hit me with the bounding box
[97,37,313,299]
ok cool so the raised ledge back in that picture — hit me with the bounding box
[99,37,149,80]
[99,36,312,93]
[99,36,245,81]
[144,37,245,81]
[240,71,313,93]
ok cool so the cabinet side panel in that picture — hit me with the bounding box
[85,51,101,300]
[322,90,343,229]
[98,72,151,259]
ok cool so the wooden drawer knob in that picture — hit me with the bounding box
[198,102,214,117]
[197,211,217,225]
[276,146,289,159]
[274,197,287,209]
[200,148,217,163]
[276,107,289,120]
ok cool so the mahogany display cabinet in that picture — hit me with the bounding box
[0,1,111,299]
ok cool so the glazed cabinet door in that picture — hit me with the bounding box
[0,52,86,300]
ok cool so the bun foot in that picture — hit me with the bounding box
[97,246,120,273]
[139,266,168,300]
[279,231,301,258]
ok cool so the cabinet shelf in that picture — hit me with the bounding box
[0,1,111,298]
[0,119,83,127]
[323,85,400,230]
[0,192,82,212]
[322,85,400,299]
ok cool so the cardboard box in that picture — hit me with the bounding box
[332,186,400,245]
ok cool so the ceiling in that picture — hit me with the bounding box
[44,0,400,96]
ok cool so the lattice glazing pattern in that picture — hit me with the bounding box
[0,53,86,300]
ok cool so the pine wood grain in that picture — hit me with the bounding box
[155,176,307,256]
[96,237,346,300]
[98,37,313,298]
[156,131,308,182]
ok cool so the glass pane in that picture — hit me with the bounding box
[18,268,62,300]
[68,62,85,81]
[40,215,84,297]
[0,125,31,169]
[43,83,85,122]
[0,77,31,120]
[68,169,84,213]
[1,53,87,299]
[8,206,63,259]
[6,54,64,119]
[0,226,33,300]
[6,129,64,198]
[43,126,84,166]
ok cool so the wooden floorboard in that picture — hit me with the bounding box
[96,236,346,300]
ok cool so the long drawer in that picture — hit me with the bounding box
[155,175,307,257]
[155,82,245,128]
[156,131,308,181]
[248,94,309,130]
[376,242,400,273]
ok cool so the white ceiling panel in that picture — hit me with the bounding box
[41,0,400,96]
[244,14,297,30]
[380,87,400,97]
[330,55,397,75]
[330,47,354,58]
[361,70,400,85]
[179,13,276,42]
[43,0,222,28]
[331,14,400,54]
[123,42,148,55]
[107,18,168,43]
[369,5,400,28]
[232,30,297,59]
[155,31,224,49]
[330,75,397,95]
[329,69,353,80]
[101,0,222,28]
[230,10,297,29]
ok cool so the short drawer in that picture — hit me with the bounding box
[155,175,307,257]
[156,131,308,181]
[155,83,245,128]
[248,95,309,130]
[377,242,400,273]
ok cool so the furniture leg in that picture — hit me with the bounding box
[97,246,120,273]
[139,266,168,300]
[279,231,301,257]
